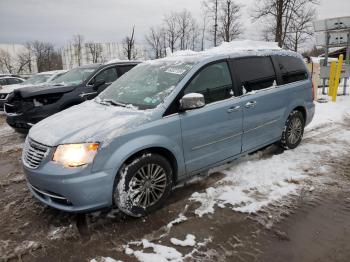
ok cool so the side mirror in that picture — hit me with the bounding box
[180,93,205,111]
[93,79,106,90]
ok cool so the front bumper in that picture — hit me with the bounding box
[24,163,116,213]
[5,104,55,133]
[0,94,9,111]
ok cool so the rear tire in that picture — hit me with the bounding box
[280,110,305,150]
[114,153,173,217]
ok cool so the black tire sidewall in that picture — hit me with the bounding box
[282,111,305,149]
[114,154,173,217]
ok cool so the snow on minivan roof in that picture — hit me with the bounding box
[146,40,302,66]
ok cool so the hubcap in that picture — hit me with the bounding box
[287,118,303,145]
[129,164,167,209]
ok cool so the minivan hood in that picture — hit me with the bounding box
[29,100,153,147]
[16,84,76,98]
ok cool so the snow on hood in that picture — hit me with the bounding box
[29,100,153,147]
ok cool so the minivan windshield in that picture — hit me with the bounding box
[51,66,98,86]
[98,61,195,109]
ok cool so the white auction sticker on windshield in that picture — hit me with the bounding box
[165,68,187,75]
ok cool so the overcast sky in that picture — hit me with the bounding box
[0,0,349,48]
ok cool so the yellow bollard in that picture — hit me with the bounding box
[332,54,344,102]
[328,61,337,97]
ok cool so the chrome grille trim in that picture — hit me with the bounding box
[22,138,50,169]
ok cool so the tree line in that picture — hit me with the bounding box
[145,0,318,58]
[0,0,319,74]
[0,41,62,74]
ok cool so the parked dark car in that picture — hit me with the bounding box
[4,61,139,133]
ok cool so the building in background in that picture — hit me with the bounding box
[0,44,37,75]
[61,42,147,70]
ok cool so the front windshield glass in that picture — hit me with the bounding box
[22,74,51,85]
[51,67,97,86]
[98,61,195,109]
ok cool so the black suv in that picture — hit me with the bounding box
[5,61,139,133]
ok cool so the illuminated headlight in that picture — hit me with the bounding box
[53,143,99,168]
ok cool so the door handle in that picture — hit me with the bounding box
[227,105,241,113]
[245,101,257,108]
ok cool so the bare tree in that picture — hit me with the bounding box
[164,12,180,53]
[0,49,15,73]
[218,0,242,42]
[29,41,62,72]
[189,18,201,51]
[122,26,137,60]
[253,0,318,48]
[176,9,194,50]
[86,42,103,63]
[145,27,166,59]
[284,6,315,51]
[202,0,220,47]
[72,34,84,66]
[200,8,209,51]
[16,43,34,74]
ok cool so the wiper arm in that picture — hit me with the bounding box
[101,99,127,107]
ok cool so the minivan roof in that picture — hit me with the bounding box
[77,61,140,70]
[148,40,302,66]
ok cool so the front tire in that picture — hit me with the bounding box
[114,154,173,217]
[280,110,305,149]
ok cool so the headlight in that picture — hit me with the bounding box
[53,143,99,168]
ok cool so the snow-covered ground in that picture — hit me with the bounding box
[89,96,350,262]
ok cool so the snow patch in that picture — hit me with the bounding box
[170,234,196,247]
[90,257,122,262]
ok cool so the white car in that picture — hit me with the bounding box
[0,76,25,86]
[0,70,67,111]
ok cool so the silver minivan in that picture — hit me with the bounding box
[23,46,315,217]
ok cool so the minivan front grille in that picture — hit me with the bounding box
[23,138,50,169]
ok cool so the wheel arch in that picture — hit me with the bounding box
[292,105,307,122]
[121,147,179,183]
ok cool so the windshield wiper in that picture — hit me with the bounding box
[101,99,127,107]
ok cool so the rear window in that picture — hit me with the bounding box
[231,57,277,93]
[275,56,308,84]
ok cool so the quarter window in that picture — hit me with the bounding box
[231,57,277,93]
[275,56,308,84]
[184,62,233,104]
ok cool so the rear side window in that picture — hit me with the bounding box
[184,62,233,104]
[0,79,7,85]
[275,56,308,84]
[95,67,118,84]
[8,78,22,84]
[231,57,277,93]
[118,65,135,75]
